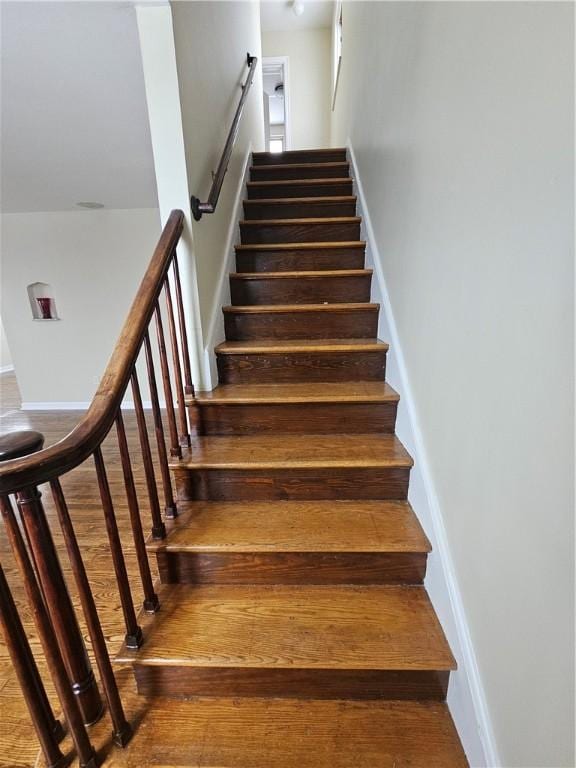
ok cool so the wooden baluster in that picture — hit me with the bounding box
[131,369,167,539]
[14,486,103,726]
[93,446,143,649]
[51,478,133,747]
[0,496,98,768]
[115,408,161,610]
[142,329,177,519]
[164,276,191,447]
[172,252,194,397]
[154,302,181,458]
[0,559,67,768]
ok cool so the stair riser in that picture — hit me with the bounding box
[243,200,356,220]
[173,467,410,501]
[230,275,371,305]
[251,164,349,181]
[224,308,378,340]
[252,150,347,165]
[133,667,449,700]
[235,247,365,273]
[198,402,397,435]
[247,180,353,199]
[240,221,361,244]
[156,551,426,585]
[217,350,387,384]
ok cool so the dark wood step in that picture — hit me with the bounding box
[250,162,350,181]
[252,148,347,165]
[235,241,366,272]
[240,217,361,244]
[170,433,411,501]
[229,270,371,305]
[115,584,454,699]
[215,338,388,384]
[243,197,357,220]
[149,500,429,585]
[193,381,399,434]
[222,303,379,340]
[247,178,353,199]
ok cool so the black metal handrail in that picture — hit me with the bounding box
[191,53,258,221]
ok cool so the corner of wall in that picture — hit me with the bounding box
[201,142,253,391]
[346,139,500,768]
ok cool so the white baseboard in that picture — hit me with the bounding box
[0,365,14,375]
[201,142,253,391]
[347,140,499,768]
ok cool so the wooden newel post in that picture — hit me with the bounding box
[0,431,103,727]
[0,561,67,768]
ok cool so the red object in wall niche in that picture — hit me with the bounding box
[36,298,52,320]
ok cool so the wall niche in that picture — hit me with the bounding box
[27,282,59,320]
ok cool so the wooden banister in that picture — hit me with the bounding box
[0,209,184,494]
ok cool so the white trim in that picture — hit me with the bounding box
[0,365,14,375]
[202,142,253,390]
[347,140,499,768]
[21,400,162,412]
[262,56,292,151]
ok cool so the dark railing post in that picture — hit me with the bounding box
[171,253,194,397]
[93,446,143,650]
[16,484,103,726]
[51,478,133,747]
[164,276,191,447]
[0,495,98,768]
[155,303,181,458]
[142,330,177,518]
[0,560,67,768]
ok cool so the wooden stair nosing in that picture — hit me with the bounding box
[229,269,372,281]
[235,240,366,252]
[222,302,380,314]
[167,433,413,471]
[215,338,389,354]
[243,195,357,206]
[247,177,352,187]
[192,381,398,406]
[250,162,350,173]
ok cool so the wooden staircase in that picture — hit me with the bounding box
[113,147,468,766]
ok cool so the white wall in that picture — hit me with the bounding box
[0,317,13,372]
[171,0,265,342]
[332,3,574,767]
[262,28,331,150]
[1,208,161,405]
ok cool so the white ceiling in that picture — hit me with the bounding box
[0,1,158,213]
[260,0,334,32]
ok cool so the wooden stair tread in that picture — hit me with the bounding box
[244,195,357,205]
[247,177,352,186]
[222,302,378,314]
[229,269,371,280]
[168,434,412,470]
[88,695,467,767]
[115,584,455,671]
[240,217,361,226]
[216,338,389,354]
[147,500,430,554]
[235,240,365,251]
[253,147,347,160]
[194,381,398,404]
[250,162,349,172]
